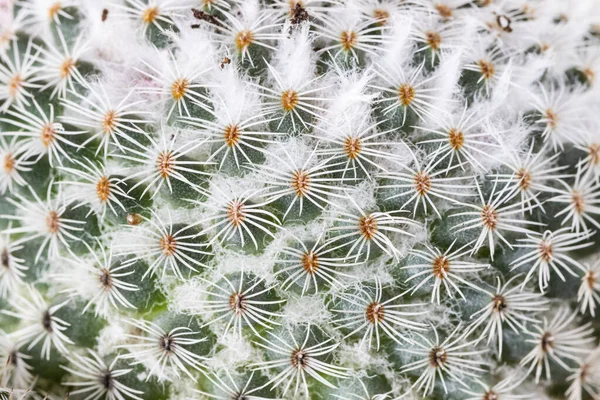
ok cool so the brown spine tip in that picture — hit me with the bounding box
[40,124,57,147]
[159,234,177,256]
[142,6,159,24]
[432,255,450,279]
[586,270,597,290]
[227,201,245,227]
[491,294,507,313]
[582,67,595,83]
[425,31,442,51]
[413,171,432,196]
[171,78,189,101]
[373,9,390,26]
[448,128,464,150]
[359,214,378,240]
[159,333,174,353]
[301,251,318,274]
[340,30,358,51]
[516,168,532,191]
[538,241,553,263]
[545,109,558,128]
[229,292,246,315]
[235,30,255,51]
[365,301,385,323]
[99,268,113,290]
[223,124,242,147]
[540,332,554,352]
[588,144,600,166]
[291,170,310,197]
[281,89,299,112]
[291,349,308,369]
[48,2,62,19]
[60,58,75,79]
[478,60,495,80]
[1,248,10,269]
[480,205,498,231]
[102,110,117,135]
[156,151,175,179]
[0,31,12,46]
[3,153,15,173]
[46,211,60,234]
[42,310,53,332]
[483,390,499,400]
[434,4,453,19]
[95,176,111,203]
[428,346,447,367]
[572,191,585,214]
[344,136,362,160]
[398,84,415,107]
[8,74,23,97]
[8,350,18,366]
[100,370,113,389]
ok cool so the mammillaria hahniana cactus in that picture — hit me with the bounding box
[1,0,600,399]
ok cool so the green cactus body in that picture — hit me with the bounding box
[1,1,600,400]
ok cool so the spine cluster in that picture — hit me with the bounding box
[0,0,600,399]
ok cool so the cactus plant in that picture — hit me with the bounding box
[1,0,600,399]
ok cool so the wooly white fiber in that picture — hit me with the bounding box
[1,0,600,400]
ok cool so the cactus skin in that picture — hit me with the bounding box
[1,0,600,399]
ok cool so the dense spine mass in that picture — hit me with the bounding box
[1,0,600,399]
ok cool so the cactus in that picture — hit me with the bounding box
[1,0,600,399]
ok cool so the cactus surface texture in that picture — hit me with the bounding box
[1,0,600,399]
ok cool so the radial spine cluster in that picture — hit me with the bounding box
[1,0,600,399]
